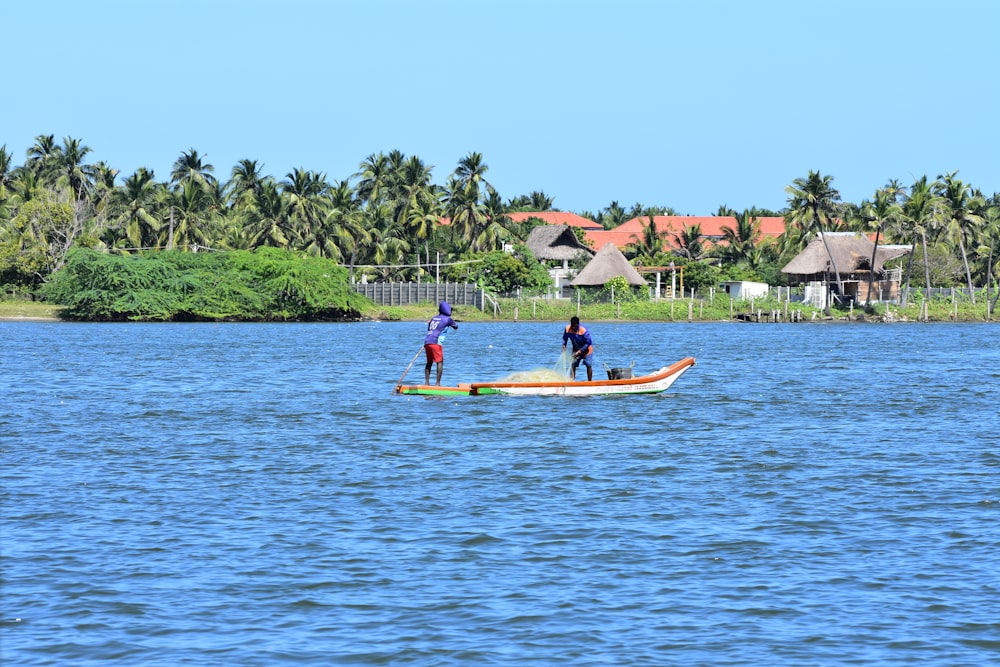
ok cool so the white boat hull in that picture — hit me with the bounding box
[470,357,695,396]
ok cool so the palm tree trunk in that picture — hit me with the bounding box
[865,228,881,307]
[902,233,917,308]
[167,207,175,251]
[922,229,931,294]
[818,233,843,314]
[957,233,975,303]
[813,204,843,314]
[987,245,996,319]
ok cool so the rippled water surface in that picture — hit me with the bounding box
[3,320,998,666]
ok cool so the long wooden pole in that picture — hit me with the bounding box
[394,346,425,392]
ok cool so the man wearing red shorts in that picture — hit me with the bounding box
[424,301,459,385]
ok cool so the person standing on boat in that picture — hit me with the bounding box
[424,301,458,385]
[562,316,594,381]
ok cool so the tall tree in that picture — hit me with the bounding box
[227,159,267,208]
[160,180,215,250]
[111,168,162,250]
[626,216,665,262]
[88,161,119,224]
[0,145,14,190]
[935,171,984,302]
[505,190,556,212]
[528,191,555,211]
[476,190,514,253]
[323,179,369,273]
[362,202,409,279]
[979,202,1000,316]
[246,180,291,248]
[719,210,762,267]
[25,134,60,181]
[442,175,487,252]
[860,185,903,306]
[355,152,392,205]
[282,168,331,248]
[55,136,94,203]
[170,148,217,189]
[600,201,628,230]
[453,152,493,200]
[672,224,704,260]
[393,155,438,242]
[900,176,944,304]
[785,171,843,314]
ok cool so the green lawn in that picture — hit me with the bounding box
[0,301,62,319]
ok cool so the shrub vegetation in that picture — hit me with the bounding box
[42,247,372,321]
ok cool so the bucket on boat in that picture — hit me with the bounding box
[604,360,635,380]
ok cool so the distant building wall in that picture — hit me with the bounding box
[721,281,770,300]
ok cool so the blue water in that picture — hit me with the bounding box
[2,320,998,666]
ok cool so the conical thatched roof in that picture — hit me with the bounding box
[571,242,647,286]
[782,233,911,276]
[525,224,593,262]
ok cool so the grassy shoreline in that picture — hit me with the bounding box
[4,298,995,324]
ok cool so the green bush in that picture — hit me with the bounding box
[43,247,372,321]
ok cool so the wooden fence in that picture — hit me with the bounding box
[352,282,485,310]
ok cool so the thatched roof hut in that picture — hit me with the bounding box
[782,232,910,280]
[571,242,647,287]
[525,224,593,265]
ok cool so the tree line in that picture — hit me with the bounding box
[1,134,997,306]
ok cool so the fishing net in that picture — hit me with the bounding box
[553,348,573,375]
[496,350,575,382]
[498,368,572,382]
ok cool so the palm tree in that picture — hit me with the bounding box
[785,171,843,314]
[900,176,944,305]
[719,210,761,266]
[362,202,410,279]
[88,161,119,222]
[10,169,42,204]
[935,171,984,302]
[227,159,267,208]
[160,180,215,250]
[442,175,487,252]
[600,201,629,229]
[528,191,555,211]
[624,216,667,265]
[55,136,94,203]
[476,190,514,254]
[0,145,14,190]
[25,134,60,181]
[282,168,331,248]
[111,168,162,250]
[672,224,704,260]
[355,152,392,205]
[860,185,903,306]
[170,148,217,189]
[453,152,494,200]
[975,202,1000,318]
[246,180,291,248]
[393,155,438,242]
[323,179,369,274]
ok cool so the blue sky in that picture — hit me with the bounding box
[5,0,998,216]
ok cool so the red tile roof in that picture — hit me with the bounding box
[582,216,787,250]
[439,213,787,252]
[506,211,603,230]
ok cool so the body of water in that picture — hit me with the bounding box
[2,320,998,666]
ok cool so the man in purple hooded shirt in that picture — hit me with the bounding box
[424,301,459,385]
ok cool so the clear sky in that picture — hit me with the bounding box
[5,0,998,216]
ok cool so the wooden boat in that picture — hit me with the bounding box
[396,357,695,397]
